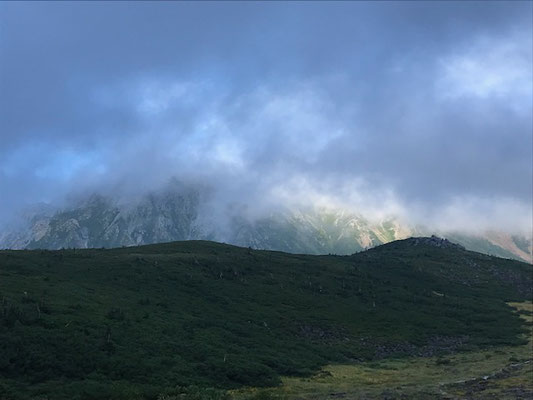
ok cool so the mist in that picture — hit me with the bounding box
[0,1,531,236]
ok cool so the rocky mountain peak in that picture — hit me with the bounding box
[0,187,530,262]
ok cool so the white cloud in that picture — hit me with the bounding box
[436,32,532,112]
[414,195,532,235]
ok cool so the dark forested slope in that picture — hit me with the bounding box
[0,237,531,399]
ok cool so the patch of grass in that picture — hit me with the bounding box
[232,301,533,399]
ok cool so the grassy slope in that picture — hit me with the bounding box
[237,301,531,400]
[0,239,531,399]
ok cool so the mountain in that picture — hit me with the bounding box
[0,238,531,399]
[0,184,531,262]
[0,184,207,250]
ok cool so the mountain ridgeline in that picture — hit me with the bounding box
[0,183,531,262]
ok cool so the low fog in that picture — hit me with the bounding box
[0,2,531,235]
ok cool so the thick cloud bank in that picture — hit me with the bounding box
[0,2,531,235]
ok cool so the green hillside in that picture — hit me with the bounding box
[0,238,531,399]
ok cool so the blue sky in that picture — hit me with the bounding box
[0,1,531,233]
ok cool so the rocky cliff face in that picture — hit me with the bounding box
[1,185,531,262]
[21,188,204,250]
[230,209,413,255]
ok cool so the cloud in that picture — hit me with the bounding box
[0,1,531,235]
[421,196,532,236]
[437,31,532,112]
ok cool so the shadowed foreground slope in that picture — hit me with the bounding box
[0,237,531,399]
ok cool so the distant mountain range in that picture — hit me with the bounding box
[1,182,531,262]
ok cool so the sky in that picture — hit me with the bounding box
[0,1,532,234]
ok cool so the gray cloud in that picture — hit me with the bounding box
[0,1,531,234]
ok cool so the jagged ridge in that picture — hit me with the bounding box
[0,185,530,262]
